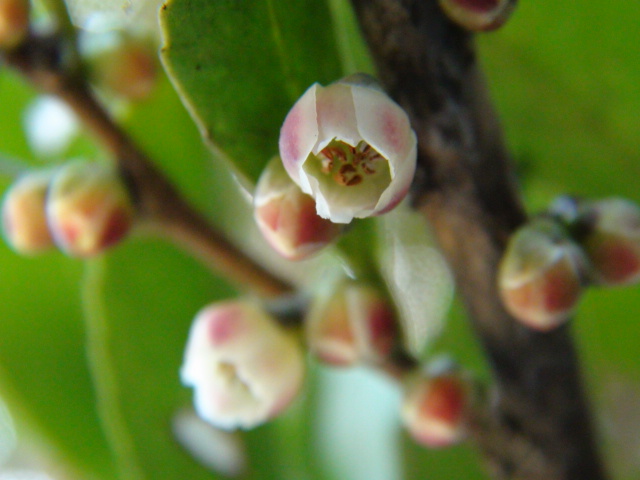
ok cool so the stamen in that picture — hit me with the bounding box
[317,139,385,187]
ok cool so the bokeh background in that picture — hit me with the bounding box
[0,1,638,479]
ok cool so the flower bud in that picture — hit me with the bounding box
[46,161,135,257]
[279,74,417,224]
[254,157,342,260]
[498,218,587,331]
[181,301,305,430]
[580,198,640,286]
[2,169,54,254]
[85,33,158,101]
[401,360,470,448]
[0,0,29,49]
[306,282,397,367]
[439,0,517,32]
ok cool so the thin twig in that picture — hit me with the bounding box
[3,32,292,298]
[349,1,607,479]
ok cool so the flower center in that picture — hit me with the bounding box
[316,139,385,187]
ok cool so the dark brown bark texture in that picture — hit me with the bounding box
[348,1,608,479]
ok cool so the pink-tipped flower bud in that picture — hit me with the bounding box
[279,74,417,224]
[401,359,470,448]
[0,0,29,49]
[86,34,158,101]
[254,157,342,260]
[46,161,135,257]
[580,198,640,286]
[181,301,305,430]
[2,169,55,254]
[498,218,587,331]
[439,0,517,32]
[306,282,398,367]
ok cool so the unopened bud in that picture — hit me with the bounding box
[306,282,397,367]
[439,0,517,32]
[0,0,29,49]
[46,161,135,257]
[181,300,305,430]
[254,157,342,260]
[580,198,640,286]
[86,33,158,101]
[401,360,470,448]
[2,169,54,254]
[498,218,587,331]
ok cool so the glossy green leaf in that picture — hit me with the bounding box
[159,0,344,184]
[82,238,235,480]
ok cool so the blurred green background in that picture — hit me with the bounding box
[0,0,638,479]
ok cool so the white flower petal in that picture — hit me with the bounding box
[279,84,319,182]
[375,139,417,215]
[352,85,414,176]
[313,83,362,152]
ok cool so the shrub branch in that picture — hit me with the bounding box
[348,1,608,478]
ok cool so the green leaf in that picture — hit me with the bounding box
[0,72,35,160]
[0,244,117,478]
[82,238,236,479]
[159,0,344,184]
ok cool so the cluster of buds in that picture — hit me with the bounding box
[2,161,135,257]
[498,196,640,331]
[0,0,29,50]
[254,74,417,261]
[181,300,305,430]
[401,358,474,448]
[438,0,517,32]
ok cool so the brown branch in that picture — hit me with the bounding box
[349,1,608,479]
[4,33,291,298]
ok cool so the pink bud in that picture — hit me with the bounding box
[46,161,135,257]
[498,219,587,331]
[254,157,342,260]
[581,198,640,286]
[306,282,397,367]
[401,362,469,448]
[439,0,517,32]
[279,74,417,224]
[181,301,305,430]
[2,169,54,254]
[0,0,29,49]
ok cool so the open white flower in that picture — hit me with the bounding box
[181,301,305,430]
[279,75,417,224]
